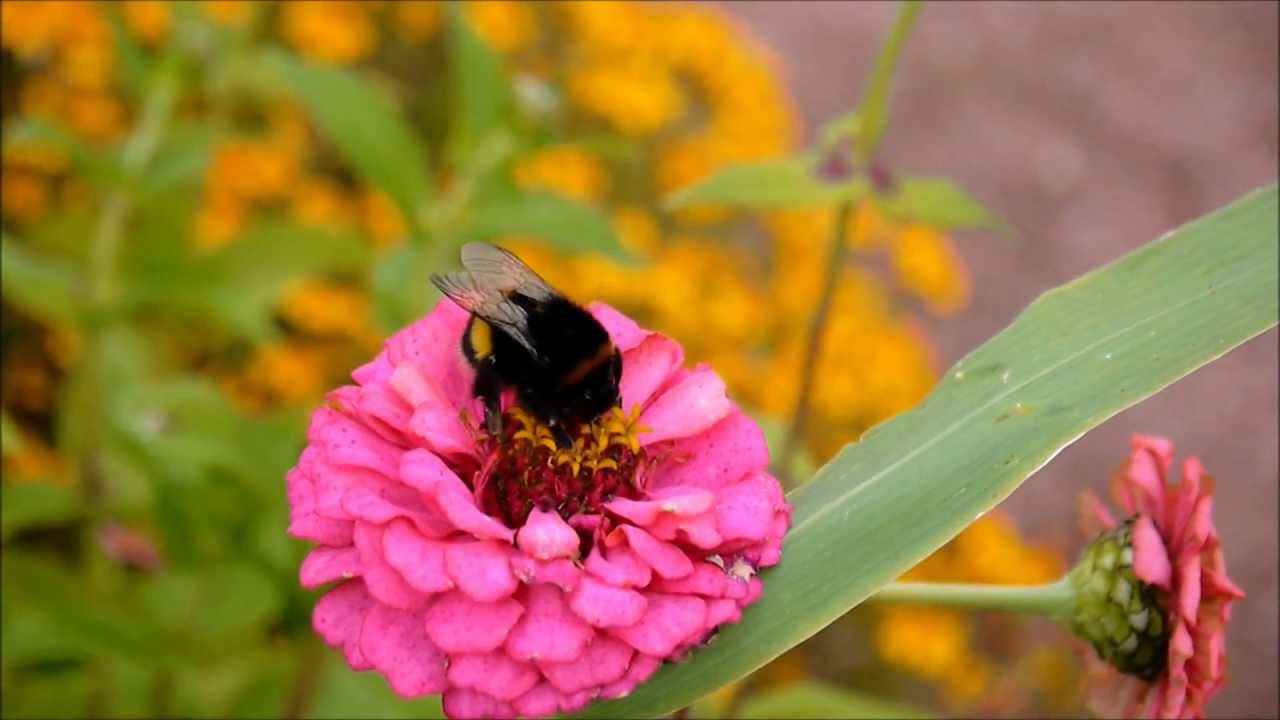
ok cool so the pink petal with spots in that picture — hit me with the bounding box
[606,487,714,526]
[569,576,648,628]
[312,580,375,670]
[638,368,731,445]
[649,562,732,597]
[352,524,427,611]
[385,299,474,410]
[609,593,707,657]
[402,449,513,542]
[517,508,581,560]
[382,518,453,594]
[505,584,593,663]
[510,556,581,592]
[442,688,515,720]
[311,408,401,477]
[423,591,524,654]
[408,406,475,459]
[447,652,540,702]
[599,653,661,700]
[649,410,769,492]
[537,634,635,694]
[1130,514,1172,589]
[352,352,393,386]
[511,684,561,717]
[445,541,518,602]
[584,544,652,588]
[359,603,447,697]
[713,472,780,545]
[619,334,684,412]
[286,465,354,545]
[300,546,362,588]
[588,301,649,351]
[614,525,693,579]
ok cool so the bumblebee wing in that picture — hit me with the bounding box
[430,269,546,363]
[459,242,557,302]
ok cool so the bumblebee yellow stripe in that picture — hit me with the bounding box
[469,318,493,359]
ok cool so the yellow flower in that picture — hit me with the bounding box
[236,342,330,407]
[290,177,356,230]
[612,205,662,259]
[1,0,62,59]
[892,224,971,316]
[122,1,170,46]
[2,430,66,482]
[875,606,971,679]
[4,139,69,175]
[513,145,609,203]
[279,279,371,339]
[203,0,256,27]
[1,170,49,222]
[847,201,891,251]
[394,1,442,44]
[62,92,126,141]
[207,140,300,203]
[568,60,684,137]
[194,194,246,251]
[361,189,407,247]
[948,512,1064,584]
[942,657,994,706]
[281,1,376,65]
[18,76,65,119]
[464,0,535,53]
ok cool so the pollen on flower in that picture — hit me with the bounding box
[477,406,650,529]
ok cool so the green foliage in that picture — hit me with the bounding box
[880,178,1005,232]
[1,232,80,325]
[261,49,433,239]
[448,5,514,168]
[462,191,627,260]
[735,682,933,719]
[579,186,1279,717]
[665,154,868,210]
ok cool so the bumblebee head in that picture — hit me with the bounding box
[563,348,622,422]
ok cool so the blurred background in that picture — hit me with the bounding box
[1,2,1275,718]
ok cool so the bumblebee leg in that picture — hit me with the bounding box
[472,364,503,436]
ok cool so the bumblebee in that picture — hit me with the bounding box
[431,243,622,447]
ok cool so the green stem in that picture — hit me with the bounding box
[869,577,1077,620]
[778,201,854,481]
[854,0,924,162]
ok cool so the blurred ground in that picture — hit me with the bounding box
[724,2,1279,717]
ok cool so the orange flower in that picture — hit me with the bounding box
[281,1,376,65]
[122,1,170,46]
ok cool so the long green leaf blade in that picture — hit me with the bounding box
[581,185,1278,718]
[664,155,867,210]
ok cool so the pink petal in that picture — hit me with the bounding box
[713,472,780,545]
[511,684,562,717]
[505,584,594,663]
[442,688,515,720]
[447,652,540,702]
[445,541,518,602]
[287,465,354,545]
[538,635,635,694]
[312,580,375,670]
[599,653,661,700]
[408,406,476,460]
[647,511,723,549]
[352,352,393,386]
[638,368,731,445]
[402,449,514,542]
[1201,567,1245,600]
[614,525,693,580]
[648,410,768,492]
[588,301,649,351]
[609,593,707,657]
[1130,514,1173,589]
[619,334,684,412]
[345,383,411,446]
[311,407,401,477]
[300,546,362,588]
[510,556,582,592]
[423,591,524,654]
[650,561,733,597]
[1075,492,1117,537]
[382,518,454,594]
[358,603,447,697]
[385,299,474,411]
[569,576,649,628]
[1166,456,1204,542]
[352,524,427,611]
[517,509,582,561]
[1115,436,1172,520]
[705,598,742,627]
[1177,551,1202,625]
[605,487,714,526]
[584,545,652,589]
[340,479,447,536]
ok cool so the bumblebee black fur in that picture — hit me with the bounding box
[431,243,622,446]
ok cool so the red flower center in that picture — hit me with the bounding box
[474,406,648,528]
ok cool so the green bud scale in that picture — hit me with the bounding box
[1068,517,1169,681]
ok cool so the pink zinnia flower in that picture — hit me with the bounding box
[1072,434,1243,719]
[286,299,791,719]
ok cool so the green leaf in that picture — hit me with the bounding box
[881,178,1006,232]
[448,5,513,166]
[261,49,432,236]
[1,482,81,539]
[664,155,868,210]
[579,185,1278,718]
[138,563,283,655]
[1,232,79,325]
[3,116,121,190]
[462,192,628,261]
[735,682,933,719]
[1,411,24,458]
[372,242,444,333]
[138,122,218,198]
[0,667,92,719]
